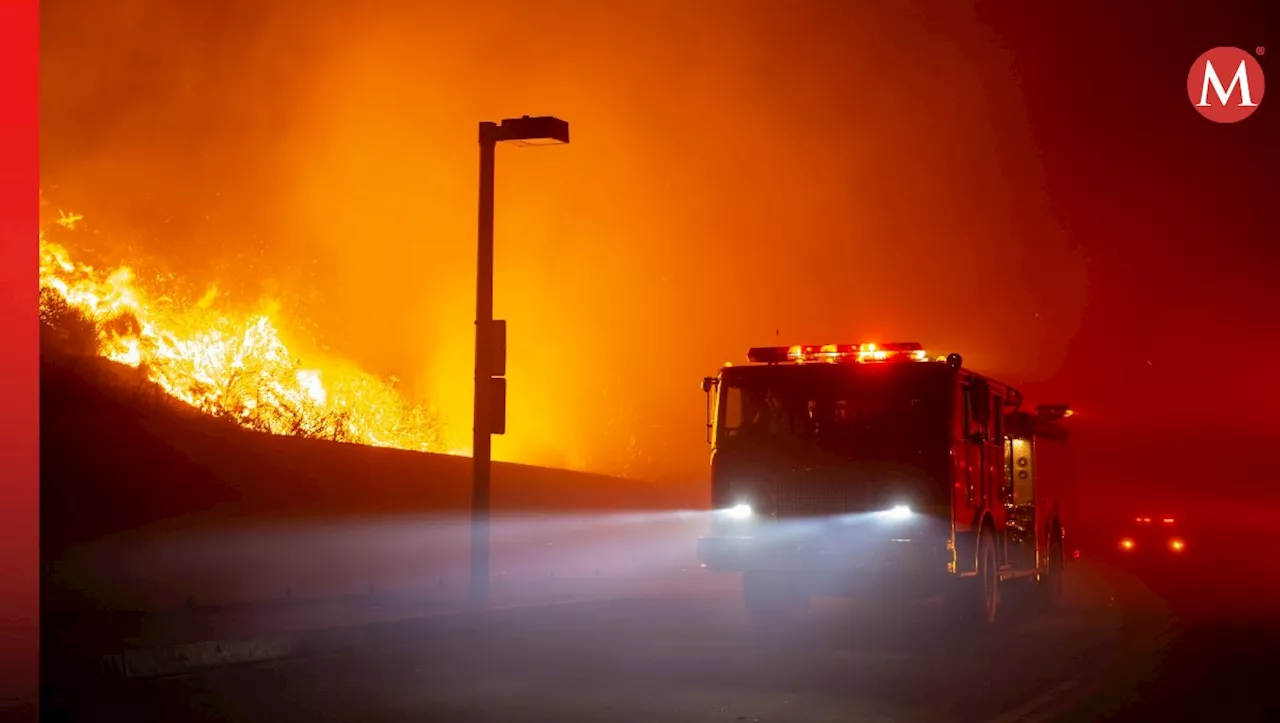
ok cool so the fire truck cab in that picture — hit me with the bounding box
[697,342,1073,625]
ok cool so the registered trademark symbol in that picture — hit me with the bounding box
[1257,46,1266,56]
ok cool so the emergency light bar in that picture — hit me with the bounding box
[746,342,928,365]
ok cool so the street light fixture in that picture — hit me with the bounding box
[471,115,570,606]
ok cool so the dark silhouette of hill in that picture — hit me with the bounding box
[39,317,703,556]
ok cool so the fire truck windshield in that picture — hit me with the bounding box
[716,366,950,463]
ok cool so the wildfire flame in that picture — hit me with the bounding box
[38,212,450,454]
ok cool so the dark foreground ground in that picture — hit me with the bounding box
[34,548,1280,723]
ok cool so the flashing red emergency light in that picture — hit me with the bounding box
[746,342,928,365]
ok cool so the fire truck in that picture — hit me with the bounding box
[697,342,1073,625]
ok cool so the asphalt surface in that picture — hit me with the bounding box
[1053,541,1280,723]
[40,555,1280,723]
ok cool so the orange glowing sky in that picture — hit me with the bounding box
[38,0,1279,485]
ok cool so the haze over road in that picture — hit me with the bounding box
[45,553,1280,723]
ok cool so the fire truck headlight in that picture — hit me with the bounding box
[727,503,754,520]
[879,504,912,520]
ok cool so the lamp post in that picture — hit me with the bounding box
[471,115,570,606]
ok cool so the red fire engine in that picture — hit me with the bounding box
[697,342,1073,625]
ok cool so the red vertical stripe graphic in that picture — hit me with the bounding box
[0,0,41,716]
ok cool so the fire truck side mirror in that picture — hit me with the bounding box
[701,377,715,394]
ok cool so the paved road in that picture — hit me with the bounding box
[1057,620,1280,723]
[46,557,1274,723]
[1052,555,1280,723]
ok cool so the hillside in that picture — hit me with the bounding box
[39,333,705,554]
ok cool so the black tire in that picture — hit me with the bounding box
[942,528,1002,627]
[976,527,1002,626]
[742,571,807,624]
[1039,530,1065,607]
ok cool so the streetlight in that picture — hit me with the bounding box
[471,115,570,606]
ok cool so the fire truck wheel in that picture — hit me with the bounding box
[1039,532,1065,606]
[742,571,807,624]
[977,527,1001,626]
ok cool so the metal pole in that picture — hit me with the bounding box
[471,122,497,606]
